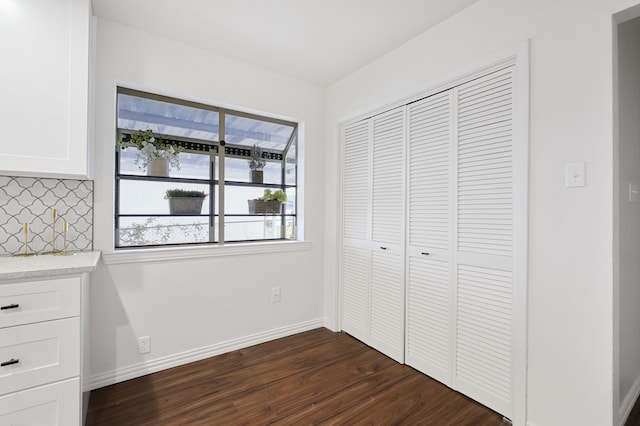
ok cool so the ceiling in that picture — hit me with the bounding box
[91,0,479,87]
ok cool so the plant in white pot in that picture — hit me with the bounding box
[248,144,266,183]
[118,129,183,176]
[248,189,287,214]
[165,189,207,215]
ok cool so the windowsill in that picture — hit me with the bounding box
[101,240,312,265]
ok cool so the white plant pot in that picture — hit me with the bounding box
[148,158,169,177]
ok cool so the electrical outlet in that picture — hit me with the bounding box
[138,336,150,354]
[271,287,281,303]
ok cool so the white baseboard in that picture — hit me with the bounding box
[322,316,339,332]
[620,373,640,425]
[85,318,325,392]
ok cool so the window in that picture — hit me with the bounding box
[115,88,298,249]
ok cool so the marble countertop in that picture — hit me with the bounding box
[0,250,101,281]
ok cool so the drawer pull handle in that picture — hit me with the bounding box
[421,252,430,256]
[1,358,19,367]
[0,303,19,311]
[380,247,387,250]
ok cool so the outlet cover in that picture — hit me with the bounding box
[138,336,150,354]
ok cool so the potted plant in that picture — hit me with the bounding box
[248,144,266,183]
[119,129,183,176]
[165,189,207,214]
[248,189,287,214]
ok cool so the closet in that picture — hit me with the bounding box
[341,61,526,421]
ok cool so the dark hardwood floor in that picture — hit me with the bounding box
[627,396,640,426]
[86,328,506,425]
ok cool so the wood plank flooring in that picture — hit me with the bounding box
[86,328,506,425]
[627,396,640,426]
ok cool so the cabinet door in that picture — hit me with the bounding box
[0,318,80,396]
[0,378,80,425]
[405,91,453,384]
[0,0,91,178]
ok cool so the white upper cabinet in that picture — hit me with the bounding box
[0,0,91,179]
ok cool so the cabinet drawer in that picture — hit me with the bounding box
[0,318,79,396]
[0,277,80,328]
[0,377,79,425]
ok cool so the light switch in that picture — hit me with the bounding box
[565,162,585,188]
[630,183,638,203]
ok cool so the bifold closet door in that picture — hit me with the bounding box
[341,107,406,364]
[369,107,405,363]
[405,65,520,419]
[405,90,453,385]
[341,120,371,345]
[453,66,516,417]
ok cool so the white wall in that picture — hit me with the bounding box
[90,19,326,387]
[616,14,640,422]
[324,0,639,425]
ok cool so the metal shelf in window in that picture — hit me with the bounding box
[223,180,295,188]
[117,174,215,184]
[119,213,216,217]
[224,213,295,217]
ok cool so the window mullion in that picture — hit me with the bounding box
[218,112,226,246]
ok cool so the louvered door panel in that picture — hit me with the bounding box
[407,91,452,250]
[405,91,453,382]
[371,108,405,246]
[343,121,370,241]
[341,245,370,342]
[456,264,512,414]
[457,67,514,257]
[454,66,515,419]
[406,255,450,383]
[370,249,404,362]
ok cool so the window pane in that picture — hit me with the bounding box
[225,114,294,151]
[118,216,213,247]
[224,157,281,184]
[119,149,211,180]
[285,188,296,215]
[224,216,289,241]
[118,93,219,141]
[285,133,297,186]
[119,180,210,215]
[224,186,270,215]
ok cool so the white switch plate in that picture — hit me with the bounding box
[271,287,281,303]
[565,162,585,188]
[630,183,638,203]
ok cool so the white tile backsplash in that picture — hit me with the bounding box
[0,176,93,255]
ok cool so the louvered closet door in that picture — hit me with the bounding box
[453,65,515,417]
[369,107,405,363]
[341,120,371,344]
[405,91,453,384]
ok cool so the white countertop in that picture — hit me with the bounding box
[0,251,101,281]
